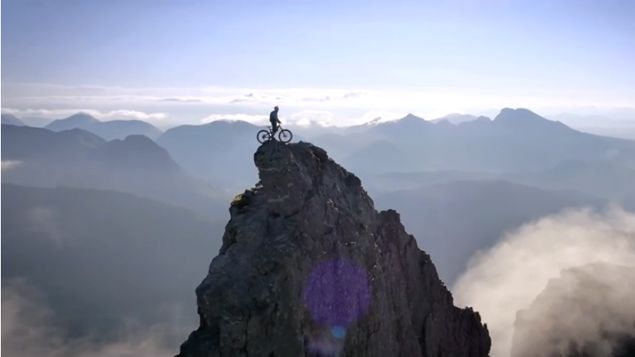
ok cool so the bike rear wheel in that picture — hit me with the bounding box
[257,129,271,143]
[278,129,293,143]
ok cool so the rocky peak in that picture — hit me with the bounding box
[178,141,490,357]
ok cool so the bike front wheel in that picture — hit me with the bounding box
[277,129,293,143]
[257,129,271,143]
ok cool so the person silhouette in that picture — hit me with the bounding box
[270,106,281,135]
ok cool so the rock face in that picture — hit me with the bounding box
[178,141,490,357]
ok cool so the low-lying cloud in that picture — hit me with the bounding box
[512,263,635,357]
[453,207,635,357]
[1,279,184,357]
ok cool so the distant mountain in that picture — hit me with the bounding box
[1,113,25,126]
[342,139,417,174]
[157,120,262,190]
[1,125,225,214]
[431,113,487,125]
[337,108,635,175]
[46,113,162,140]
[552,113,635,140]
[373,180,603,283]
[506,160,635,206]
[92,135,181,172]
[362,113,433,138]
[145,108,635,206]
[363,170,498,192]
[2,124,105,162]
[1,183,223,344]
[46,112,99,129]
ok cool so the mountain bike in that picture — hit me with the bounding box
[257,126,293,143]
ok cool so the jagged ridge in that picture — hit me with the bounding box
[178,141,490,356]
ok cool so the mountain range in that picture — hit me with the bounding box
[1,124,225,215]
[156,120,263,190]
[329,108,635,174]
[1,113,25,126]
[45,112,163,140]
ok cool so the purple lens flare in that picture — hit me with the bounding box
[303,258,372,327]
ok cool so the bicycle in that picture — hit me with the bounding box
[257,126,293,143]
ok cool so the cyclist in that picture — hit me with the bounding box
[270,106,281,135]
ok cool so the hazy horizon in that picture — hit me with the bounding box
[2,0,634,129]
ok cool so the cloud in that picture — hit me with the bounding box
[1,279,182,357]
[511,263,635,357]
[100,110,167,120]
[341,92,362,99]
[453,207,635,357]
[300,96,330,102]
[27,207,66,245]
[200,109,367,127]
[290,110,336,126]
[1,160,22,171]
[200,113,267,125]
[158,98,202,103]
[1,108,167,121]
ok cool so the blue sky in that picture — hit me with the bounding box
[2,0,634,127]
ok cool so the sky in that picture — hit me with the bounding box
[1,0,634,128]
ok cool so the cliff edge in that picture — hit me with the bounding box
[178,141,490,356]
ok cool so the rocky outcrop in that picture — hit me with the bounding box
[178,141,490,356]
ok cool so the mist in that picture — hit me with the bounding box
[453,207,635,357]
[512,263,635,357]
[2,279,181,357]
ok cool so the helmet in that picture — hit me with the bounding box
[274,106,279,110]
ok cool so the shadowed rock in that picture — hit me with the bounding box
[178,141,490,356]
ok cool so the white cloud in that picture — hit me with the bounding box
[199,109,403,127]
[453,207,635,357]
[200,113,268,125]
[511,263,635,357]
[290,110,336,126]
[101,110,167,120]
[1,108,167,121]
[2,160,22,171]
[350,110,411,125]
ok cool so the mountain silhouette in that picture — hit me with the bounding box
[2,124,105,162]
[92,134,180,172]
[1,124,223,215]
[46,112,162,140]
[1,113,25,126]
[317,108,635,174]
[157,120,262,189]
